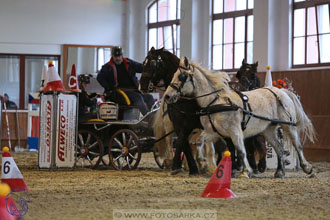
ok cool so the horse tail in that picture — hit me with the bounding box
[284,89,316,144]
[153,101,174,160]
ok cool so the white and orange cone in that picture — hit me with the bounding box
[39,60,65,92]
[1,147,29,192]
[67,64,81,92]
[265,65,273,87]
[0,182,16,220]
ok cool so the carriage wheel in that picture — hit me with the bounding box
[108,129,142,170]
[153,147,165,169]
[76,129,104,169]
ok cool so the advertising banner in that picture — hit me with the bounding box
[55,93,76,168]
[38,94,54,168]
[266,143,298,170]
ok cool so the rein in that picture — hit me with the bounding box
[178,89,224,100]
[173,83,297,127]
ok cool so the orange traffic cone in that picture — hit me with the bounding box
[1,147,29,192]
[39,60,65,92]
[0,182,16,220]
[201,150,236,198]
[67,64,81,92]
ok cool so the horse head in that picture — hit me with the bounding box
[164,57,196,103]
[139,47,180,93]
[236,59,260,91]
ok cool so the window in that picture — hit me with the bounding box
[0,54,60,109]
[212,0,254,71]
[97,48,111,71]
[147,0,181,56]
[293,0,330,67]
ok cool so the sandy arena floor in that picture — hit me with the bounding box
[1,151,330,220]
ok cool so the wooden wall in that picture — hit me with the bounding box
[1,112,28,150]
[258,68,330,161]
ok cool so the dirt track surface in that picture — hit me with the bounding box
[1,152,330,220]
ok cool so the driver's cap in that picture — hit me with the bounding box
[111,46,123,57]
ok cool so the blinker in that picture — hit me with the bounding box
[178,72,188,82]
[150,60,157,69]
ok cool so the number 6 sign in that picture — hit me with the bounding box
[1,147,29,192]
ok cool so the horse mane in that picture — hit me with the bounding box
[189,63,232,93]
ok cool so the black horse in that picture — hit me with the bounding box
[140,48,266,174]
[141,47,202,175]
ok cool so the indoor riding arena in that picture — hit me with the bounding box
[1,0,330,220]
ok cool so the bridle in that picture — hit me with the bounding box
[169,65,195,96]
[142,55,166,90]
[237,65,257,90]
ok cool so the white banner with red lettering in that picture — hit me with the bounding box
[39,94,54,168]
[55,93,76,167]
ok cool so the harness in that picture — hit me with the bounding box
[169,66,297,139]
[231,88,253,131]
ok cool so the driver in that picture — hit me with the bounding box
[97,46,154,115]
[78,74,98,123]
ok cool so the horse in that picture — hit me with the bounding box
[163,57,316,178]
[234,59,260,91]
[140,48,268,175]
[140,47,205,175]
[228,60,267,174]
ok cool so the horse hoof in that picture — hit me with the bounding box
[308,173,316,178]
[253,169,259,174]
[189,171,199,176]
[257,162,266,173]
[238,172,250,179]
[171,169,184,175]
[251,172,260,178]
[164,159,173,169]
[302,163,313,174]
[258,166,266,173]
[274,171,285,178]
[199,164,209,174]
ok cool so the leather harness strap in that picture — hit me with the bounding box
[231,88,252,131]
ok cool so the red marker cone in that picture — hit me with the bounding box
[201,150,236,198]
[67,64,81,92]
[1,147,29,192]
[0,183,16,220]
[39,60,65,92]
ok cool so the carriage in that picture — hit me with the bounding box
[76,95,165,170]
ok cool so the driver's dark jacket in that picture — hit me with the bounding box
[97,58,142,92]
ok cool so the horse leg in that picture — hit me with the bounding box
[262,126,286,178]
[163,114,174,169]
[256,135,267,173]
[245,137,258,174]
[153,107,173,169]
[171,133,184,175]
[282,125,313,174]
[195,140,208,174]
[203,141,217,175]
[182,133,199,175]
[230,133,252,178]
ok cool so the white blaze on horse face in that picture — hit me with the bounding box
[180,73,194,96]
[144,58,148,66]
